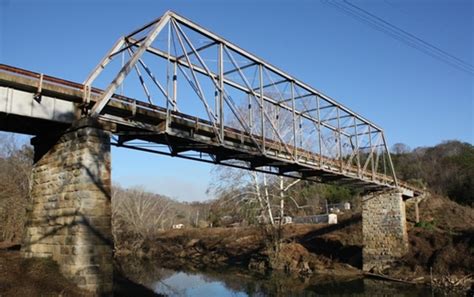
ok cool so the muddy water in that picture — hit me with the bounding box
[117,257,439,297]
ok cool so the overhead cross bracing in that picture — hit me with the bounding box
[0,11,422,198]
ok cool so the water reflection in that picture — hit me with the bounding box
[153,272,246,297]
[117,256,438,297]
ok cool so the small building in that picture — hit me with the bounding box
[172,224,184,229]
[293,213,338,225]
[274,216,293,225]
[328,202,351,213]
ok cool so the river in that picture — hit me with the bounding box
[116,257,444,297]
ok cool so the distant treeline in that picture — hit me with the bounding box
[391,140,473,206]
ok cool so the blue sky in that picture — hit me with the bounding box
[1,0,472,201]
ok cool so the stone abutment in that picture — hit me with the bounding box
[22,119,113,294]
[362,191,409,271]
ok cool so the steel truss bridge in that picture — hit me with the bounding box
[0,11,421,197]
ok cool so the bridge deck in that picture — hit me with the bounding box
[0,64,422,197]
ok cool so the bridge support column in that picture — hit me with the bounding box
[362,191,408,272]
[22,119,113,295]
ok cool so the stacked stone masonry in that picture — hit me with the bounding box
[362,191,408,271]
[22,122,113,295]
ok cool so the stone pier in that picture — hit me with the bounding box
[362,191,409,272]
[22,119,113,294]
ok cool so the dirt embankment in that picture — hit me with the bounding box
[115,213,364,277]
[116,194,473,289]
[387,194,474,284]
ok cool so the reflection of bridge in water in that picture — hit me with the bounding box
[0,11,422,294]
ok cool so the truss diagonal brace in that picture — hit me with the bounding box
[89,12,172,117]
[84,37,126,87]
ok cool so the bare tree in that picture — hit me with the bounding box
[392,143,411,154]
[112,186,173,239]
[0,134,33,243]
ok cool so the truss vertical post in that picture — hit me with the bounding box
[218,43,224,143]
[354,117,361,177]
[248,92,253,130]
[214,89,219,121]
[299,115,303,148]
[290,81,297,159]
[374,138,381,180]
[259,64,265,153]
[316,96,323,167]
[166,21,172,128]
[173,62,177,111]
[368,126,375,180]
[382,133,398,186]
[383,149,387,176]
[337,108,343,172]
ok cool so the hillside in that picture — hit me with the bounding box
[392,140,473,206]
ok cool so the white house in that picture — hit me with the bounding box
[172,224,184,229]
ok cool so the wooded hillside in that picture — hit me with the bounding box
[391,140,473,206]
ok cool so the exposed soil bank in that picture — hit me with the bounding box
[115,214,362,276]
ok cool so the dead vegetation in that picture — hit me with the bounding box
[0,135,32,245]
[403,194,473,274]
[115,213,363,278]
[377,194,474,293]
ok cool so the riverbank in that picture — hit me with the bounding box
[115,213,362,275]
[115,195,473,294]
[116,255,435,296]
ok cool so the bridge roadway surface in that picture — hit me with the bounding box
[0,64,422,198]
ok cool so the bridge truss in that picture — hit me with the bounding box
[82,11,404,194]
